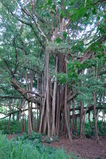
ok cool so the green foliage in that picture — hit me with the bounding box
[42,135,59,143]
[0,119,26,134]
[16,131,42,144]
[84,120,106,136]
[76,120,106,137]
[97,121,106,136]
[0,133,77,159]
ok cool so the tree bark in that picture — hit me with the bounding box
[64,55,72,141]
[52,56,58,136]
[93,92,99,142]
[56,85,60,136]
[6,100,11,131]
[27,102,32,134]
[71,99,75,134]
[46,48,50,136]
[26,69,32,134]
[80,101,84,137]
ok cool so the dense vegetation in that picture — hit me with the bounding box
[0,0,106,148]
[0,132,77,159]
[0,119,106,136]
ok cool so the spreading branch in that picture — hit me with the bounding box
[21,7,48,43]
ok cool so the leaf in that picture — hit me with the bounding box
[72,14,78,22]
[63,32,67,39]
[79,45,84,52]
[60,9,66,17]
[97,16,100,20]
[69,8,74,15]
[78,6,86,18]
[47,0,52,5]
[92,8,96,15]
[55,38,62,43]
[52,4,56,10]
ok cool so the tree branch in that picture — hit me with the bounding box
[67,92,79,103]
[0,96,22,99]
[21,7,48,43]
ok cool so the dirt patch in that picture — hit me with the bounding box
[45,136,106,159]
[6,133,22,140]
[7,134,106,159]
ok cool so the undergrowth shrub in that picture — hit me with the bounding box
[76,120,106,136]
[15,131,42,144]
[84,121,106,136]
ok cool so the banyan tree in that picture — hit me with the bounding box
[0,0,106,142]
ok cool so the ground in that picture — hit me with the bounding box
[7,134,106,159]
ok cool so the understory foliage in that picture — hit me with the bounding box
[0,0,106,141]
[0,133,77,159]
[0,119,25,134]
[0,119,105,137]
